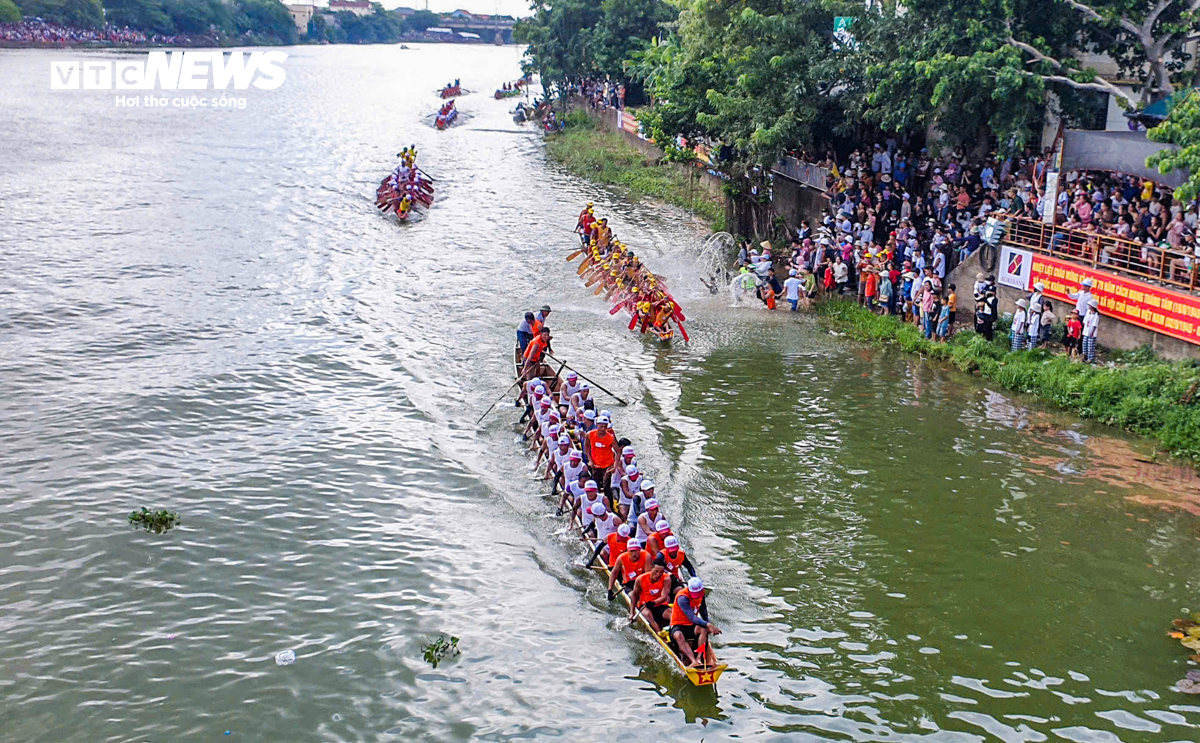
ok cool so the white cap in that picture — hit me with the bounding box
[534,385,546,394]
[789,269,796,276]
[644,498,658,510]
[584,480,598,491]
[1088,298,1099,308]
[584,410,596,419]
[580,383,590,390]
[629,536,644,549]
[557,436,570,446]
[622,445,635,455]
[664,535,679,550]
[566,371,578,380]
[548,424,560,436]
[597,416,610,425]
[569,449,582,460]
[627,466,638,477]
[655,519,670,533]
[590,503,606,516]
[539,398,551,407]
[600,410,611,418]
[1082,277,1093,286]
[1016,299,1027,308]
[687,577,704,594]
[617,523,630,537]
[1034,281,1045,291]
[641,480,655,491]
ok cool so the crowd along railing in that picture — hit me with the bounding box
[1004,215,1200,293]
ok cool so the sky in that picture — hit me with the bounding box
[384,0,534,16]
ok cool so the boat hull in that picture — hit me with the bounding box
[515,353,726,687]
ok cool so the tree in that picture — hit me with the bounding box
[584,0,677,90]
[1147,91,1200,199]
[16,0,105,27]
[104,0,175,34]
[405,8,438,31]
[1007,0,1200,108]
[234,0,297,43]
[0,0,21,21]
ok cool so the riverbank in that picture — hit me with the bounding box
[816,299,1200,464]
[545,110,726,231]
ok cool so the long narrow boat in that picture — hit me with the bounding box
[512,347,727,687]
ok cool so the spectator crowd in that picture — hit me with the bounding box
[0,21,193,46]
[725,140,1147,363]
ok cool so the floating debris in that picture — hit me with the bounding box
[421,635,460,669]
[128,508,180,533]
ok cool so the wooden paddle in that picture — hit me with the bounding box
[566,248,584,262]
[546,355,627,406]
[475,378,522,425]
[593,283,606,295]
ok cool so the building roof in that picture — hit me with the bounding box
[329,0,370,7]
[392,6,415,14]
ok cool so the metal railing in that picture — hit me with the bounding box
[1004,215,1200,293]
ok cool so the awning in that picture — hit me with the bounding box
[1060,129,1185,189]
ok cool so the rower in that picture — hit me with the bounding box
[584,522,629,570]
[561,469,590,517]
[556,448,586,505]
[590,502,620,542]
[646,519,673,560]
[582,415,616,496]
[577,481,606,532]
[569,383,591,413]
[616,464,642,521]
[614,444,635,481]
[670,577,721,669]
[520,327,552,382]
[629,554,672,633]
[660,535,696,595]
[535,304,552,330]
[608,535,649,601]
[561,371,582,401]
[579,408,597,434]
[635,495,661,542]
[517,311,537,354]
[545,435,574,482]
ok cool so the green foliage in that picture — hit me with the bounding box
[0,0,22,22]
[1148,91,1200,202]
[17,0,103,28]
[330,7,404,44]
[817,300,1200,463]
[128,507,180,533]
[234,0,297,44]
[546,109,726,230]
[518,0,675,99]
[405,8,438,31]
[421,635,460,668]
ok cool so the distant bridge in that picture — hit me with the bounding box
[438,16,516,44]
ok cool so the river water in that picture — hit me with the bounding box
[4,43,1200,742]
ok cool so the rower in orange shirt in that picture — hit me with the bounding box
[607,535,649,601]
[628,554,672,632]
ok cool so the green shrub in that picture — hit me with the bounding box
[816,299,1200,464]
[546,109,726,231]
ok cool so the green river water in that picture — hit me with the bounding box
[2,43,1200,742]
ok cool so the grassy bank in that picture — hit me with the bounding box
[545,110,727,231]
[816,300,1200,463]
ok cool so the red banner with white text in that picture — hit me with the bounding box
[1030,254,1200,345]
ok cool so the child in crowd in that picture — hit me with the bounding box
[935,300,951,341]
[945,283,957,336]
[1065,309,1082,358]
[1039,302,1056,347]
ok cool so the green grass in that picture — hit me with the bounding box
[545,110,727,231]
[817,299,1200,463]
